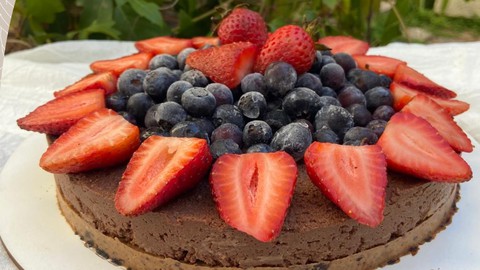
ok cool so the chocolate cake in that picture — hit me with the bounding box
[54,162,459,269]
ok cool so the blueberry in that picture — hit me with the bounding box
[210,139,242,159]
[264,62,297,97]
[106,92,128,112]
[126,93,155,125]
[319,86,337,98]
[379,74,392,88]
[170,121,208,140]
[177,48,196,70]
[143,67,178,102]
[347,104,372,127]
[206,83,234,106]
[180,69,209,87]
[343,127,378,145]
[295,73,322,94]
[192,117,216,137]
[263,109,291,133]
[315,105,354,140]
[140,127,169,142]
[313,128,340,144]
[320,55,336,68]
[320,50,333,56]
[364,86,393,111]
[246,143,273,153]
[270,122,312,161]
[117,111,137,125]
[318,96,341,108]
[266,96,284,112]
[282,87,322,121]
[144,101,187,129]
[149,54,178,70]
[181,87,216,117]
[372,105,395,121]
[320,63,345,90]
[237,91,267,119]
[308,51,323,74]
[211,123,243,147]
[212,104,244,128]
[117,69,146,97]
[347,68,382,92]
[171,69,183,79]
[243,120,273,147]
[333,53,357,74]
[366,119,387,138]
[294,119,315,133]
[241,73,268,96]
[337,85,366,108]
[166,80,193,103]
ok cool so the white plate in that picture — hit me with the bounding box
[0,134,479,270]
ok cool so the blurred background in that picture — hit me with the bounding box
[5,0,480,54]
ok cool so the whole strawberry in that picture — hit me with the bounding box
[217,8,268,47]
[254,25,316,75]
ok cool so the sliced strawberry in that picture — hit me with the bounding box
[377,112,472,182]
[54,72,117,98]
[393,64,457,99]
[135,36,193,55]
[90,52,153,75]
[210,152,297,242]
[17,88,106,135]
[40,108,140,173]
[401,94,473,152]
[115,136,212,216]
[390,82,469,115]
[304,143,387,227]
[191,36,220,49]
[353,55,406,78]
[317,36,369,55]
[186,42,257,89]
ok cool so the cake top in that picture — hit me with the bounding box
[16,7,473,242]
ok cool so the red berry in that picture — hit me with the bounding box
[210,151,297,242]
[17,88,106,135]
[217,8,268,47]
[39,108,140,173]
[377,112,472,182]
[115,136,212,216]
[90,52,153,76]
[317,35,370,55]
[304,143,387,227]
[186,42,257,89]
[353,55,406,78]
[254,25,316,75]
[135,36,193,55]
[401,94,472,152]
[191,36,220,48]
[54,72,117,98]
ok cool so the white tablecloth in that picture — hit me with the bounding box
[1,40,479,269]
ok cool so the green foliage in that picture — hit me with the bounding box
[11,0,440,46]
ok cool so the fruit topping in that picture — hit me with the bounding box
[54,72,117,98]
[353,55,406,78]
[143,67,178,102]
[135,36,193,55]
[186,42,257,88]
[210,151,297,242]
[317,35,369,55]
[90,52,153,76]
[401,94,473,152]
[390,82,469,115]
[191,36,220,49]
[377,112,472,182]
[270,122,312,161]
[255,25,316,74]
[264,62,298,97]
[304,143,387,227]
[393,64,457,99]
[217,8,268,48]
[117,69,147,97]
[149,53,179,70]
[17,88,106,135]
[115,136,212,216]
[40,108,140,173]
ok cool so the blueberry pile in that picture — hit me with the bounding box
[106,49,394,161]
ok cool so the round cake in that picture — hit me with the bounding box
[53,161,459,270]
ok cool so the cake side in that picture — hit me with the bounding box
[55,165,458,269]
